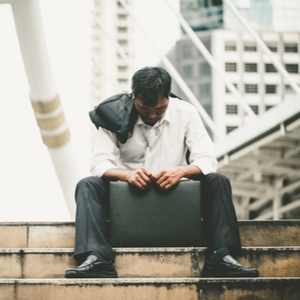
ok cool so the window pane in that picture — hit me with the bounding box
[245,84,258,93]
[265,105,273,111]
[199,63,211,76]
[245,63,257,72]
[285,64,299,74]
[266,42,277,52]
[118,78,128,84]
[226,126,238,134]
[225,62,237,72]
[225,42,236,51]
[199,83,211,96]
[118,66,127,72]
[118,14,127,20]
[244,43,257,52]
[225,83,238,93]
[265,64,277,73]
[265,84,277,94]
[226,105,238,114]
[182,44,192,58]
[118,27,127,33]
[284,43,298,53]
[182,65,193,77]
[118,40,128,46]
[250,105,259,115]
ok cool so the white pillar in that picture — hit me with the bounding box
[10,0,81,220]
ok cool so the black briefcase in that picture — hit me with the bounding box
[108,180,201,247]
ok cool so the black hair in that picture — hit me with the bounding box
[131,66,171,106]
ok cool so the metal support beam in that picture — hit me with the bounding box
[10,0,81,219]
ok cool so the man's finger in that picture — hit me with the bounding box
[140,167,152,177]
[139,171,152,184]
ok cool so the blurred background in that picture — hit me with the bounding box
[0,0,299,222]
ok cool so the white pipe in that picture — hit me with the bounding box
[11,0,81,220]
[118,0,224,140]
[164,0,257,120]
[223,0,300,95]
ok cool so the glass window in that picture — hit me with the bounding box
[285,84,300,93]
[284,43,298,53]
[225,83,238,93]
[266,42,277,52]
[199,63,211,75]
[285,64,299,74]
[182,65,193,77]
[225,42,236,51]
[118,66,127,72]
[118,27,127,33]
[118,40,128,46]
[244,43,257,52]
[118,78,128,84]
[199,83,211,96]
[265,105,273,111]
[265,64,277,73]
[117,14,127,20]
[225,62,237,72]
[245,84,258,93]
[265,84,277,94]
[182,44,192,58]
[226,126,238,134]
[226,105,238,114]
[245,63,257,72]
[250,105,259,115]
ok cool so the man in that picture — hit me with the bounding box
[65,66,259,278]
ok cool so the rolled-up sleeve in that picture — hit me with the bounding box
[185,108,218,174]
[90,128,120,177]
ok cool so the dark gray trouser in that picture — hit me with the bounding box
[73,173,241,264]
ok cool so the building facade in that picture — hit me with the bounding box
[91,0,134,108]
[168,0,300,139]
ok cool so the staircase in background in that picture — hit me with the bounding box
[0,220,299,299]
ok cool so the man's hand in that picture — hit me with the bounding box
[152,166,185,190]
[126,167,152,190]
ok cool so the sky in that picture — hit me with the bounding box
[0,0,180,222]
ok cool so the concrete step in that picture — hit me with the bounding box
[1,278,299,300]
[1,220,299,249]
[1,247,299,279]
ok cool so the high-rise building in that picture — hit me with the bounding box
[181,0,300,32]
[168,0,300,139]
[91,0,134,108]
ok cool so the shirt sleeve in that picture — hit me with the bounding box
[90,127,121,177]
[185,107,218,174]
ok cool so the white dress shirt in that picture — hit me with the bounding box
[90,98,218,177]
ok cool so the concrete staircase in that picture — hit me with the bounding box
[0,220,299,299]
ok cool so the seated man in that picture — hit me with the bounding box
[65,66,259,278]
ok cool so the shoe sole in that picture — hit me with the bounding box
[201,270,259,278]
[65,270,118,279]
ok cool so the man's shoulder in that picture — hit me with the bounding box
[169,98,197,114]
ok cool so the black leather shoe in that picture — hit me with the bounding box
[65,255,118,278]
[201,255,259,277]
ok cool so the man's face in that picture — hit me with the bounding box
[134,93,169,126]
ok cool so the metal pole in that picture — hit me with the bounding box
[11,0,81,220]
[118,0,224,140]
[223,0,300,95]
[164,0,257,120]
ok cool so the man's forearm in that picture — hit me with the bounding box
[102,168,132,181]
[103,167,153,190]
[181,164,202,180]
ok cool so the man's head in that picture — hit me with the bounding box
[132,67,171,126]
